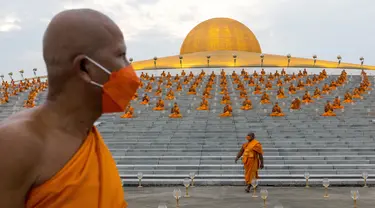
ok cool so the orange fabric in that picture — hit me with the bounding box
[26,127,126,208]
[242,140,263,184]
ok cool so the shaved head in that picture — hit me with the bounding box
[43,9,128,99]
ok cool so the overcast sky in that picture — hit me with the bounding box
[0,0,374,79]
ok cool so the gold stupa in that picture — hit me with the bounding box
[132,17,374,70]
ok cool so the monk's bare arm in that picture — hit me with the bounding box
[235,147,244,163]
[0,124,42,208]
[258,153,264,169]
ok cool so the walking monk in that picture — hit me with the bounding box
[235,133,264,192]
[0,9,138,207]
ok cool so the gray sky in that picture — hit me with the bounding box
[0,0,374,79]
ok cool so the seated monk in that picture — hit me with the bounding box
[322,69,327,77]
[236,83,245,91]
[261,68,266,76]
[322,101,336,116]
[322,83,330,94]
[265,81,272,90]
[145,82,152,92]
[220,104,233,117]
[284,74,291,83]
[161,70,166,77]
[281,68,286,76]
[139,81,143,88]
[232,71,238,78]
[288,84,296,94]
[270,102,285,117]
[176,82,182,91]
[166,80,173,88]
[258,76,265,84]
[166,89,175,100]
[183,77,189,84]
[120,105,134,118]
[187,86,197,95]
[197,97,209,110]
[166,72,172,79]
[202,89,211,98]
[149,74,155,82]
[290,98,301,110]
[291,73,297,80]
[173,74,180,82]
[303,68,308,76]
[220,69,226,76]
[253,70,259,78]
[240,90,248,98]
[24,99,35,108]
[302,91,313,103]
[254,84,262,94]
[241,69,246,76]
[158,78,163,85]
[155,85,162,96]
[352,88,361,98]
[312,74,318,83]
[240,97,252,110]
[276,79,283,86]
[260,92,271,104]
[181,70,186,76]
[188,71,194,78]
[140,94,150,105]
[274,70,280,77]
[332,96,344,109]
[248,77,255,86]
[297,80,305,90]
[132,92,138,100]
[276,87,286,99]
[305,78,312,86]
[297,70,303,78]
[268,72,274,80]
[140,72,145,79]
[144,73,150,80]
[221,93,231,104]
[169,102,182,118]
[312,87,321,98]
[329,80,337,90]
[153,98,165,111]
[243,73,250,81]
[343,91,354,103]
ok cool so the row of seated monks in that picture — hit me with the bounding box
[121,68,371,118]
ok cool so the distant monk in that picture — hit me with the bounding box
[260,92,271,104]
[197,97,209,110]
[253,84,262,94]
[235,133,264,193]
[187,85,196,95]
[241,97,252,110]
[312,87,321,98]
[153,98,165,111]
[281,68,286,76]
[169,102,182,118]
[221,93,231,104]
[166,89,175,100]
[343,91,354,103]
[352,88,361,98]
[121,105,134,118]
[270,102,285,117]
[322,101,336,116]
[140,93,150,105]
[288,83,296,94]
[302,91,313,103]
[322,83,330,94]
[261,68,266,75]
[248,77,255,86]
[290,98,301,110]
[220,104,233,117]
[276,87,286,99]
[265,81,272,89]
[155,85,162,96]
[332,96,344,109]
[240,90,248,98]
[276,78,283,86]
[0,9,136,208]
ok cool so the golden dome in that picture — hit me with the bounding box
[180,17,262,55]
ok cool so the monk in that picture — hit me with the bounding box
[176,82,182,91]
[182,77,189,84]
[322,83,330,94]
[140,93,150,104]
[0,9,131,208]
[202,88,212,99]
[297,80,305,90]
[322,101,336,116]
[329,80,337,90]
[297,70,303,78]
[153,98,165,111]
[352,88,361,99]
[276,87,286,99]
[149,74,155,82]
[305,77,312,86]
[302,91,313,103]
[290,98,301,110]
[181,70,186,76]
[220,104,233,117]
[276,79,283,86]
[145,82,152,92]
[260,92,271,104]
[155,85,162,96]
[270,102,285,117]
[312,87,321,98]
[332,96,344,109]
[343,91,354,103]
[253,70,259,78]
[288,83,296,94]
[274,70,280,77]
[166,80,172,88]
[240,90,248,98]
[281,68,286,76]
[248,77,255,86]
[187,85,197,95]
[253,84,262,95]
[221,93,231,104]
[173,74,180,82]
[220,87,228,94]
[235,133,264,193]
[303,68,308,76]
[165,89,175,100]
[268,72,274,80]
[240,97,252,110]
[258,76,265,84]
[121,105,134,118]
[197,97,209,110]
[169,102,182,118]
[265,81,272,90]
[261,68,266,76]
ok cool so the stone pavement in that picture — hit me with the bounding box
[125,186,375,208]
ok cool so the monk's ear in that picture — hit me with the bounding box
[73,55,91,84]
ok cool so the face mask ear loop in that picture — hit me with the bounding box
[90,81,104,88]
[85,56,112,75]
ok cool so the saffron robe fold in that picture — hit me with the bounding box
[242,139,264,184]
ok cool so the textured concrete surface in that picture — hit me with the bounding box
[125,186,375,208]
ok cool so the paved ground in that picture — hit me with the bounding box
[125,186,375,208]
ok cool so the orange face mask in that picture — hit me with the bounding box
[86,56,140,113]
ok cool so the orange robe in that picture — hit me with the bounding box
[26,127,126,208]
[242,140,263,184]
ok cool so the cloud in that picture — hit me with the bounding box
[0,15,21,32]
